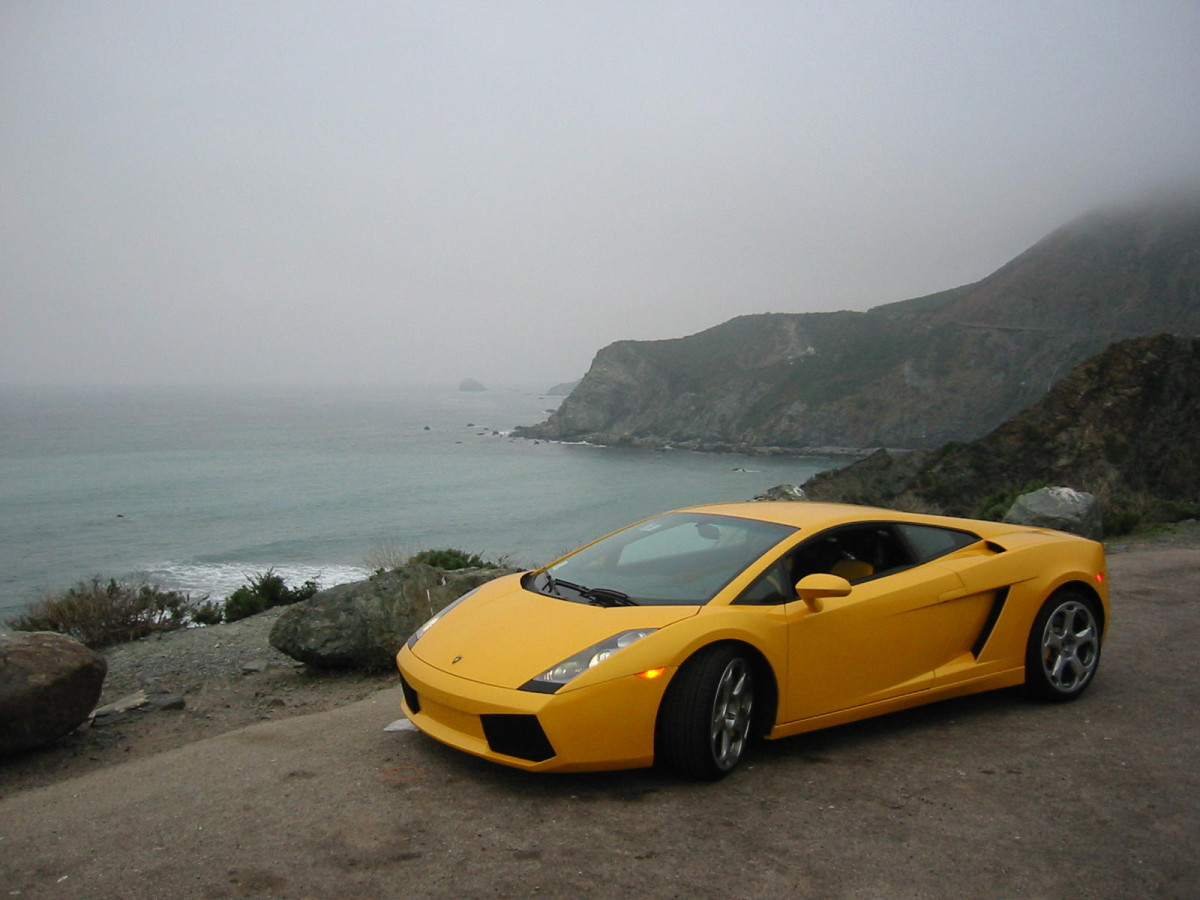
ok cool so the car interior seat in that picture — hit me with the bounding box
[830,558,875,582]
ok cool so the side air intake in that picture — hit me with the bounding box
[972,587,1010,658]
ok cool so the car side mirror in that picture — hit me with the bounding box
[794,573,852,612]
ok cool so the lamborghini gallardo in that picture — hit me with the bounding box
[396,502,1108,778]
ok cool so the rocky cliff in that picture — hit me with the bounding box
[801,334,1200,531]
[516,196,1200,450]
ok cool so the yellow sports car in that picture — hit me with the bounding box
[396,502,1108,779]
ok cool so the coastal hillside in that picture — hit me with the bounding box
[801,334,1200,531]
[517,195,1200,450]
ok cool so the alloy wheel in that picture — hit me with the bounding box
[710,657,754,771]
[1040,599,1100,693]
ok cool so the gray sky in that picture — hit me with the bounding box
[3,2,1199,388]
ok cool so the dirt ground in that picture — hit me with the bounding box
[0,606,398,800]
[1,525,1198,899]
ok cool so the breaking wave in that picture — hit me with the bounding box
[137,561,372,601]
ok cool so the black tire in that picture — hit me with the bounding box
[1024,589,1102,702]
[656,645,756,779]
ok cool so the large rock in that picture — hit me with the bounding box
[1003,486,1103,540]
[753,484,807,502]
[269,564,519,671]
[0,631,107,756]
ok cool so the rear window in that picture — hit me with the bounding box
[897,523,978,562]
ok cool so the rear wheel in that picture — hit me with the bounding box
[1024,590,1102,701]
[657,645,756,779]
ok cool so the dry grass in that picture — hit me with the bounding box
[6,577,195,649]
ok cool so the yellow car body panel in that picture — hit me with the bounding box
[407,572,698,690]
[397,501,1110,775]
[398,647,675,771]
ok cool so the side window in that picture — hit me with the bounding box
[790,523,917,583]
[896,524,979,562]
[734,558,794,605]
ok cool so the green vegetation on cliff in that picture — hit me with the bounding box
[802,334,1200,534]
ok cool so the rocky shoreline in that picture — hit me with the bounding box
[515,429,879,459]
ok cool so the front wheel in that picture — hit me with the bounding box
[1024,590,1102,702]
[656,645,756,779]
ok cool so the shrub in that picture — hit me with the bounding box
[6,577,194,649]
[976,489,1019,522]
[222,570,320,623]
[407,548,498,570]
[190,599,226,626]
[1102,507,1142,537]
[1098,493,1200,537]
[363,540,409,573]
[366,543,508,573]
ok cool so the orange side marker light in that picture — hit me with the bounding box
[637,667,667,681]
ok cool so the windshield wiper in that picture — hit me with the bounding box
[583,587,637,607]
[545,577,637,606]
[542,574,575,597]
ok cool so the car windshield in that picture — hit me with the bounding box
[538,512,797,606]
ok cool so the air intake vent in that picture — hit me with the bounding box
[480,714,556,762]
[972,586,1010,658]
[398,673,421,714]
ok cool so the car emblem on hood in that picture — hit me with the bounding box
[451,655,463,664]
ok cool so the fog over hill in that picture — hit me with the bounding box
[518,196,1200,451]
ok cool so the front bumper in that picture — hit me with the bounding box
[396,646,675,772]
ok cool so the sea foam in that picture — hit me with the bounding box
[138,561,372,602]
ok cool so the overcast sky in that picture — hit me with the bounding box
[3,2,1199,388]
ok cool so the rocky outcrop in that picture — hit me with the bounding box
[0,631,107,755]
[802,334,1200,531]
[269,564,518,671]
[516,196,1200,451]
[793,448,927,508]
[1003,487,1103,540]
[753,484,807,502]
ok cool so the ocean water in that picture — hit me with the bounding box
[0,385,844,622]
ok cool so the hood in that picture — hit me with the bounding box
[410,574,698,689]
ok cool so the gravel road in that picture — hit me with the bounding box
[1,535,1197,899]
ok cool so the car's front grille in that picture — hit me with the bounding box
[398,672,421,714]
[480,714,556,762]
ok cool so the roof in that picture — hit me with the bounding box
[680,500,1015,537]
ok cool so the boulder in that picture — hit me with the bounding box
[1003,486,1103,540]
[753,484,807,502]
[0,631,107,755]
[270,564,519,671]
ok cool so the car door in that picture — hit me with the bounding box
[777,523,968,724]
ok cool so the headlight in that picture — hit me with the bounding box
[406,588,478,649]
[521,629,657,693]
